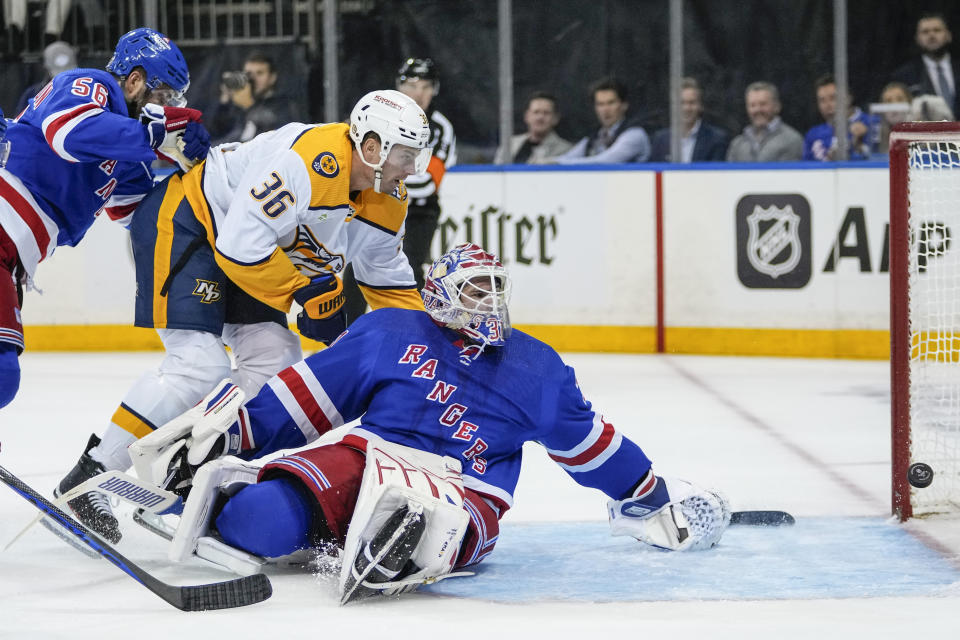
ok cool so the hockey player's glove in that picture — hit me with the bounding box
[607,475,731,551]
[129,380,250,499]
[293,273,347,345]
[140,104,210,172]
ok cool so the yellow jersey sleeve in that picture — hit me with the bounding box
[358,284,425,311]
[215,246,311,312]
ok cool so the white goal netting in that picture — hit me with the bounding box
[906,139,960,516]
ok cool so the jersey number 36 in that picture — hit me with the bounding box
[250,171,296,218]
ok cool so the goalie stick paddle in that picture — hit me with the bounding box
[0,464,272,611]
[730,510,795,526]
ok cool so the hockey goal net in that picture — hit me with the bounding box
[890,121,960,520]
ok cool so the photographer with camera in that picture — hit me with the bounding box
[209,51,301,145]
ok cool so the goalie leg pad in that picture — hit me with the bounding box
[340,500,426,605]
[216,478,314,558]
[337,437,470,603]
[169,456,260,563]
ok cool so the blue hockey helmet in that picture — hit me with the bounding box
[423,243,512,349]
[107,28,190,102]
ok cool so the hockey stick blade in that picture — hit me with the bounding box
[730,510,795,526]
[0,464,272,611]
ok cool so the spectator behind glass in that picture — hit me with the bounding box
[803,74,872,161]
[208,52,301,145]
[505,91,573,163]
[14,40,77,114]
[554,77,650,164]
[726,81,804,162]
[891,13,959,120]
[871,81,955,156]
[649,77,729,162]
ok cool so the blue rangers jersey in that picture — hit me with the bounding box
[0,68,156,275]
[233,307,652,513]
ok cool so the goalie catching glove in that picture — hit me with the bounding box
[608,475,731,551]
[140,103,211,172]
[293,273,347,345]
[129,380,253,500]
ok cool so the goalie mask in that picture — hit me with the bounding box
[349,90,432,194]
[423,243,512,349]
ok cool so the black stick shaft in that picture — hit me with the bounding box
[730,510,795,526]
[0,464,271,611]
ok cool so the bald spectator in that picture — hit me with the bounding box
[650,77,729,162]
[726,81,803,162]
[506,92,573,163]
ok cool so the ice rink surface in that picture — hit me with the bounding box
[1,351,958,639]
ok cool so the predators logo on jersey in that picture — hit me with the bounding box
[312,152,339,178]
[284,225,345,277]
[192,279,222,303]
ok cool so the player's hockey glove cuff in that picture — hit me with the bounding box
[140,104,210,171]
[293,273,345,319]
[297,309,347,346]
[293,274,348,345]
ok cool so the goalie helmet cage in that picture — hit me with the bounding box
[889,121,960,521]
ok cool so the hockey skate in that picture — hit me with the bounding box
[53,434,121,544]
[340,501,426,605]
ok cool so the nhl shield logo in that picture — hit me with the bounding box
[746,204,801,278]
[736,194,811,289]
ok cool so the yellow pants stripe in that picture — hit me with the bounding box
[151,175,185,328]
[110,404,155,439]
[181,162,216,245]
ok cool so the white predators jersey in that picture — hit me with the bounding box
[181,122,422,313]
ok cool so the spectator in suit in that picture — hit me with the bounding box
[554,77,650,164]
[649,77,729,162]
[803,74,872,161]
[891,13,959,119]
[726,81,804,162]
[505,91,573,163]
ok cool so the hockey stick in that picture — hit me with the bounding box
[730,510,795,526]
[8,469,182,557]
[0,464,272,611]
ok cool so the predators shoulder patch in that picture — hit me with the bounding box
[312,152,340,178]
[391,182,408,202]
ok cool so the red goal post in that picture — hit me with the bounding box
[889,121,960,521]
